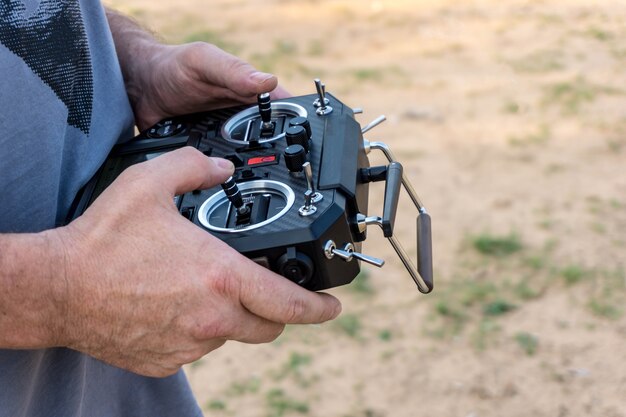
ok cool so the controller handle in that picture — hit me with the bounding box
[416,212,433,292]
[360,162,433,293]
[382,162,402,237]
[383,162,433,292]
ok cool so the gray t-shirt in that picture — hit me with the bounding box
[0,1,202,415]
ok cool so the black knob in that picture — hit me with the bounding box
[257,93,272,125]
[285,125,310,152]
[284,144,306,172]
[289,116,312,139]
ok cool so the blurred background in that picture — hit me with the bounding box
[104,0,626,416]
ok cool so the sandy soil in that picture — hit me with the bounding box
[105,0,626,416]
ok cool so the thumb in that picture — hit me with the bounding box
[142,147,235,196]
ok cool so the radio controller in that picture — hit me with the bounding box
[69,79,434,293]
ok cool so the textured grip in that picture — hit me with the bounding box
[416,212,434,292]
[382,162,403,237]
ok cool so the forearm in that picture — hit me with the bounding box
[0,231,68,349]
[105,8,162,105]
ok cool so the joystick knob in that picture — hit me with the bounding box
[284,144,306,173]
[221,176,249,215]
[285,125,310,152]
[257,93,273,129]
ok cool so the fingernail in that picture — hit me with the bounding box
[214,158,235,172]
[250,71,274,84]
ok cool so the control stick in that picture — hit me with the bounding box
[257,93,273,130]
[221,177,249,216]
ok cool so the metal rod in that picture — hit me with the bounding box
[361,115,387,134]
[366,140,426,212]
[362,216,430,293]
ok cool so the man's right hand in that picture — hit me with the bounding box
[52,147,341,377]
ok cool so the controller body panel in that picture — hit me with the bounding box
[69,93,371,291]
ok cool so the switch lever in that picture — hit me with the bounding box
[323,241,385,268]
[313,79,333,115]
[302,162,322,203]
[298,190,317,217]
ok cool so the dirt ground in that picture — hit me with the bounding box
[105,0,626,416]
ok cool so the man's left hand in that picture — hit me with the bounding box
[127,42,290,129]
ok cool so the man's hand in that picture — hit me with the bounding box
[129,42,291,130]
[106,8,290,130]
[53,148,340,377]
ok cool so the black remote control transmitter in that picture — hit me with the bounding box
[69,79,434,293]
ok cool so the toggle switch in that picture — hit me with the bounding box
[302,162,322,203]
[298,190,317,217]
[323,241,385,268]
[313,79,333,115]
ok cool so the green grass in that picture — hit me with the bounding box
[227,376,261,396]
[606,139,624,153]
[483,299,517,316]
[515,332,539,356]
[506,49,564,74]
[342,66,408,86]
[586,267,626,320]
[472,319,501,351]
[429,273,518,339]
[523,255,547,271]
[459,282,498,307]
[333,314,362,338]
[588,299,622,320]
[378,329,393,342]
[275,352,312,381]
[265,389,309,417]
[274,40,298,55]
[352,68,385,82]
[307,39,325,56]
[585,26,613,41]
[513,280,542,300]
[205,399,227,411]
[502,100,521,114]
[473,233,523,257]
[434,299,468,335]
[270,352,319,388]
[350,269,375,295]
[542,76,622,114]
[561,265,587,285]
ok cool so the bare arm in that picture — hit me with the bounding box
[0,231,67,348]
